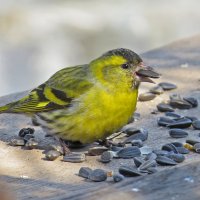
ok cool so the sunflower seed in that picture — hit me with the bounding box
[165,112,182,119]
[192,120,200,130]
[131,139,143,147]
[170,99,192,109]
[78,167,93,179]
[25,138,39,149]
[88,169,107,182]
[186,139,200,146]
[166,153,185,163]
[119,166,142,177]
[176,147,190,154]
[156,156,177,166]
[171,142,183,147]
[169,129,188,138]
[145,153,157,161]
[18,128,35,138]
[45,150,60,161]
[117,146,141,158]
[88,147,108,156]
[10,138,25,146]
[133,157,144,168]
[183,97,198,107]
[100,151,113,163]
[124,132,148,143]
[159,82,177,90]
[185,116,198,122]
[50,144,64,155]
[139,92,156,101]
[138,159,157,171]
[153,150,169,156]
[150,85,164,94]
[167,118,192,128]
[110,146,123,152]
[162,143,178,153]
[113,174,125,182]
[157,117,175,126]
[123,127,140,136]
[63,152,86,163]
[157,103,174,112]
[193,143,200,153]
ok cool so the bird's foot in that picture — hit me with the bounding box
[59,138,71,155]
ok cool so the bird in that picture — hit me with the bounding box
[0,48,159,151]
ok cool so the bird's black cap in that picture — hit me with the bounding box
[103,48,142,64]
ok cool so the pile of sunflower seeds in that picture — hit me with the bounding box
[8,81,200,183]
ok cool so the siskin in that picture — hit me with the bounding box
[0,48,159,147]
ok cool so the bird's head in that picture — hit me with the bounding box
[90,48,160,89]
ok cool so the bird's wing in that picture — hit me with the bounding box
[5,65,94,113]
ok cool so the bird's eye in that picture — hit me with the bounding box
[121,63,129,69]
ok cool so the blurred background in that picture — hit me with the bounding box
[0,0,200,96]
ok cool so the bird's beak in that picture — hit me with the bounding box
[135,62,160,83]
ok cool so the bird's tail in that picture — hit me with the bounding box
[0,104,10,113]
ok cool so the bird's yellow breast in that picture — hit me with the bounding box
[59,87,138,143]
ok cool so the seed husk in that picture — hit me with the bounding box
[119,166,142,177]
[88,169,107,182]
[140,146,153,155]
[139,92,156,102]
[133,157,144,168]
[169,129,188,138]
[10,138,25,146]
[131,139,143,148]
[78,167,93,179]
[170,99,192,109]
[162,143,178,153]
[117,146,141,158]
[100,151,113,163]
[166,153,185,163]
[88,147,108,156]
[113,174,125,182]
[150,85,164,94]
[184,143,194,151]
[192,120,200,130]
[156,156,177,166]
[193,143,200,153]
[176,147,190,154]
[63,152,86,163]
[18,128,35,138]
[45,150,60,161]
[167,118,192,129]
[157,117,175,127]
[157,103,174,112]
[183,97,198,108]
[159,82,177,90]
